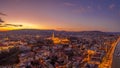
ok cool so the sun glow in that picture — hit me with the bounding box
[0,21,44,31]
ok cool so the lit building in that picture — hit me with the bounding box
[48,32,69,44]
[0,43,14,52]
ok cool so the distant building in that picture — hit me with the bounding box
[0,43,14,52]
[47,32,69,44]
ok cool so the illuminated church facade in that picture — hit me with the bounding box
[50,32,70,44]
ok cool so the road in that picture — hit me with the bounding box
[99,37,120,68]
[112,41,120,68]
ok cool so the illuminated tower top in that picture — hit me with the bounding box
[52,32,55,39]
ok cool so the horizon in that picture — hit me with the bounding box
[0,0,120,32]
[0,28,120,33]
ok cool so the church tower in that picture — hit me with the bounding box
[52,32,55,39]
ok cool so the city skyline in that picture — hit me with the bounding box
[0,0,120,32]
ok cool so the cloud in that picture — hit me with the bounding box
[74,8,86,13]
[64,2,75,7]
[109,4,115,9]
[0,12,6,23]
[0,23,23,27]
[119,11,120,16]
[5,24,23,27]
[0,25,7,27]
[0,18,4,23]
[97,5,102,10]
[0,12,7,16]
[73,7,89,13]
[0,12,23,27]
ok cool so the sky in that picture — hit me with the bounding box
[0,0,120,32]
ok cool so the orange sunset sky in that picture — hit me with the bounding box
[0,0,120,32]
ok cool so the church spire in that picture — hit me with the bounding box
[52,32,54,39]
